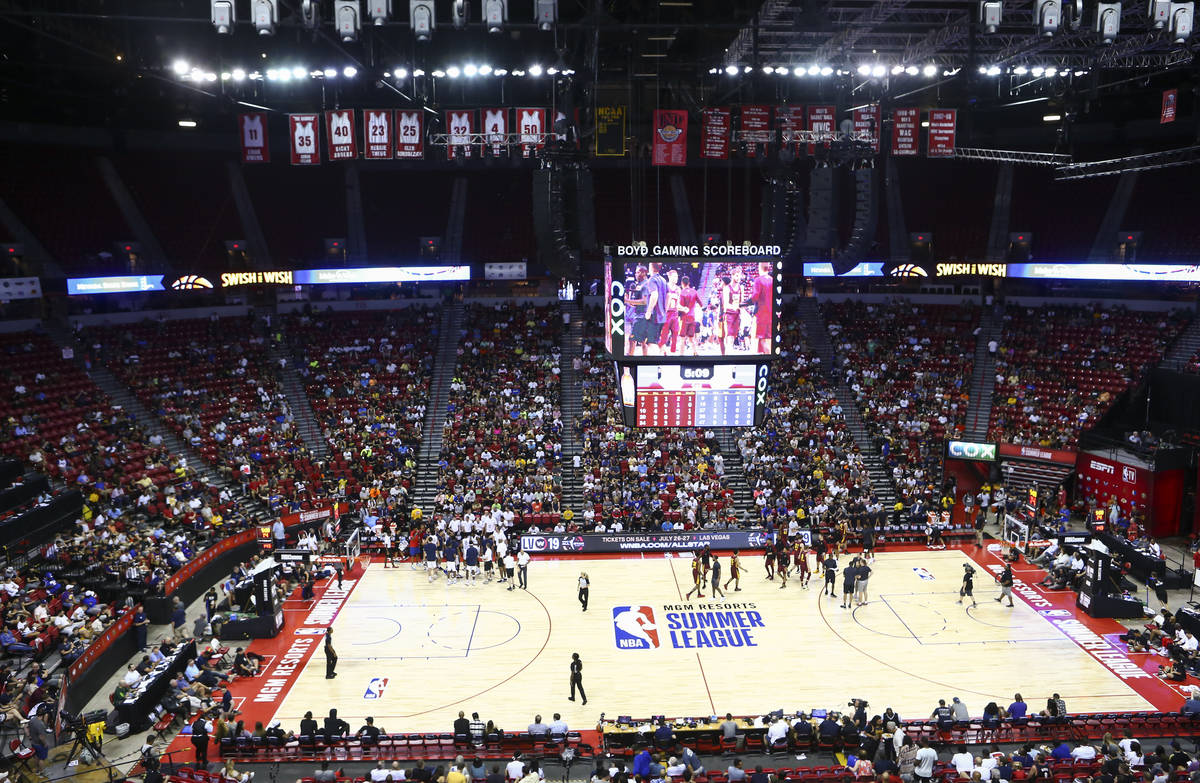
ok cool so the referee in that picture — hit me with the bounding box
[568,653,587,705]
[577,572,589,612]
[325,628,338,679]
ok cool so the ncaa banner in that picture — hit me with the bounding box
[806,104,836,155]
[700,107,731,160]
[239,112,270,163]
[325,110,358,161]
[776,105,804,152]
[363,110,393,159]
[595,106,627,157]
[853,104,881,152]
[517,108,547,157]
[288,113,320,165]
[395,110,424,159]
[739,105,772,157]
[652,109,688,166]
[1162,89,1178,124]
[446,109,474,160]
[891,107,919,156]
[482,107,509,157]
[927,109,957,157]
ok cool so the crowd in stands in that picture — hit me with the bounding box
[988,305,1188,449]
[431,305,563,526]
[284,308,438,518]
[825,300,976,507]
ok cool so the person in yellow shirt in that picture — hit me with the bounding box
[447,762,468,783]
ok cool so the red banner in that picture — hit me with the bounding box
[891,107,919,156]
[652,109,689,166]
[517,108,547,158]
[395,110,424,159]
[446,109,475,160]
[806,104,836,155]
[239,112,269,163]
[363,109,393,160]
[325,110,358,161]
[700,108,731,160]
[1162,89,1178,124]
[482,107,509,156]
[927,108,957,158]
[288,113,320,165]
[776,105,804,152]
[740,105,772,157]
[853,104,881,153]
[996,443,1077,465]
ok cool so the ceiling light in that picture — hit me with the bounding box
[725,64,739,75]
[978,65,988,74]
[395,67,409,78]
[1045,65,1058,75]
[410,0,436,40]
[343,65,358,77]
[871,64,885,77]
[808,64,820,75]
[921,120,930,127]
[324,67,338,78]
[249,71,262,80]
[986,65,1001,75]
[547,66,559,74]
[1074,69,1086,75]
[1013,65,1028,74]
[178,119,198,128]
[891,64,904,74]
[1043,113,1062,121]
[369,0,392,25]
[535,0,558,30]
[510,69,523,76]
[205,72,217,82]
[447,65,461,78]
[905,65,919,75]
[172,60,190,75]
[478,64,492,75]
[743,65,752,73]
[709,67,718,74]
[820,66,832,75]
[1096,1,1121,41]
[452,0,469,28]
[310,69,324,77]
[1031,65,1045,75]
[232,68,246,81]
[335,0,361,41]
[762,66,774,74]
[277,69,291,82]
[923,63,937,76]
[529,64,544,76]
[413,68,426,76]
[857,64,871,76]
[493,68,508,75]
[793,66,804,76]
[220,71,231,80]
[292,66,306,79]
[432,69,446,77]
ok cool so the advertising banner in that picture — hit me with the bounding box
[518,529,809,555]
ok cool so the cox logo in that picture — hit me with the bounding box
[947,441,996,461]
[609,279,626,339]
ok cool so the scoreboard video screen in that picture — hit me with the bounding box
[605,259,781,358]
[617,363,768,428]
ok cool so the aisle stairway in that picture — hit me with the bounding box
[712,429,757,520]
[40,319,277,529]
[267,337,329,460]
[412,304,463,517]
[794,298,896,508]
[1162,310,1200,370]
[963,304,1002,442]
[558,300,585,516]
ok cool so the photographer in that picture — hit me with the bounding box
[850,699,868,730]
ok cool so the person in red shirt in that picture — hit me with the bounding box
[750,262,774,354]
[685,557,705,600]
[658,268,683,354]
[677,274,700,355]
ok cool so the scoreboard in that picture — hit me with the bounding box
[617,363,768,427]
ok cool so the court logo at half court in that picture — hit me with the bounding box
[364,677,389,699]
[612,606,660,649]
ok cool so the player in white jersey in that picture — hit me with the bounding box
[482,543,495,582]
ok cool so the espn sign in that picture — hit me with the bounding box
[947,440,997,461]
[1089,460,1115,475]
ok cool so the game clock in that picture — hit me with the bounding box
[616,362,768,428]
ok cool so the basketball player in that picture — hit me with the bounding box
[777,545,790,590]
[958,563,977,608]
[423,535,439,582]
[711,555,726,598]
[841,558,857,609]
[659,268,682,354]
[823,554,838,597]
[853,557,871,607]
[724,550,743,592]
[482,541,495,583]
[464,539,480,585]
[643,262,669,357]
[750,261,774,354]
[699,544,712,579]
[764,545,775,581]
[626,265,652,357]
[380,528,393,568]
[795,543,811,588]
[720,273,741,355]
[678,274,700,355]
[685,557,705,600]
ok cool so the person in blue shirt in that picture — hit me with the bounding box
[464,542,479,584]
[423,536,439,582]
[1007,694,1028,720]
[0,629,34,655]
[1051,740,1073,760]
[632,748,652,777]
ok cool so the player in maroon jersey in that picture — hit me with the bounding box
[795,542,811,588]
[764,544,775,580]
[777,544,790,589]
[659,268,683,354]
[721,267,744,355]
[685,557,705,600]
[677,274,700,355]
[750,261,774,354]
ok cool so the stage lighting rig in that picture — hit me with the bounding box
[335,0,361,40]
[253,0,279,35]
[485,0,508,33]
[1035,0,1061,35]
[979,1,1002,32]
[453,0,470,28]
[536,0,558,30]
[1095,2,1121,41]
[369,0,392,25]
[410,0,436,40]
[211,0,234,34]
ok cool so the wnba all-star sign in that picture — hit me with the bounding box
[652,109,688,167]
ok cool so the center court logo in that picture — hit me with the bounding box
[364,677,389,699]
[612,606,660,649]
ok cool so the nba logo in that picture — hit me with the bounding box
[364,677,388,699]
[612,606,660,650]
[1122,467,1136,483]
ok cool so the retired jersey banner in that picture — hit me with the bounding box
[700,108,731,160]
[325,110,357,161]
[517,108,547,158]
[806,105,836,154]
[288,114,320,165]
[927,109,957,157]
[481,108,509,156]
[239,112,269,163]
[651,109,688,167]
[853,104,881,152]
[1162,89,1178,124]
[363,110,393,160]
[776,105,804,152]
[395,110,424,159]
[892,107,919,156]
[595,106,627,157]
[739,105,772,157]
[446,109,474,160]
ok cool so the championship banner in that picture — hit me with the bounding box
[239,112,270,163]
[1162,89,1178,124]
[363,109,393,160]
[853,104,881,152]
[806,104,836,154]
[482,107,509,156]
[700,108,731,160]
[595,105,627,157]
[776,105,804,152]
[740,105,772,157]
[927,108,957,158]
[446,109,475,159]
[891,107,919,156]
[395,110,424,159]
[325,110,358,161]
[517,108,547,158]
[651,109,688,166]
[288,113,320,165]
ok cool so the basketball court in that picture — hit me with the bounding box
[209,545,1180,743]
